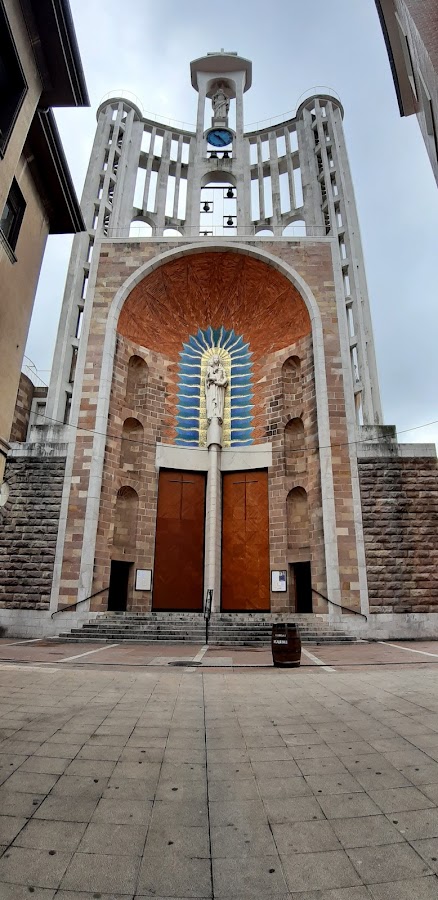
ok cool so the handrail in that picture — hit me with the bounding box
[51,586,109,619]
[312,587,367,621]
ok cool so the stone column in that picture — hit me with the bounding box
[204,355,227,613]
[205,420,222,613]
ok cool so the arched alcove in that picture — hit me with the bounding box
[126,355,148,413]
[282,355,301,411]
[113,486,138,550]
[120,418,143,471]
[200,172,237,235]
[287,486,310,550]
[285,417,306,476]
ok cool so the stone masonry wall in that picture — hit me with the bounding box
[9,373,34,442]
[359,457,438,612]
[58,239,362,614]
[0,457,66,609]
[397,0,438,183]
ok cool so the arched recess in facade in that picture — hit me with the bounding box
[77,242,343,615]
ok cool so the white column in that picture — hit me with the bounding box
[204,419,222,613]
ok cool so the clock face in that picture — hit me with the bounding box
[207,129,233,148]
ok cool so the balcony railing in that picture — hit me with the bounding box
[106,224,330,239]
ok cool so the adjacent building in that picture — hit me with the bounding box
[0,0,88,490]
[1,51,437,641]
[376,0,438,184]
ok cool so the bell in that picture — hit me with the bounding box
[226,216,234,226]
[203,202,211,213]
[210,151,218,158]
[222,151,230,159]
[226,187,234,198]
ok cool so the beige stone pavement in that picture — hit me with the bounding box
[1,657,438,898]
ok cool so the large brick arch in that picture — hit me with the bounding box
[117,251,312,445]
[117,251,311,358]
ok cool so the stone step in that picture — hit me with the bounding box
[56,611,359,644]
[57,635,354,646]
[65,629,347,641]
[58,630,355,644]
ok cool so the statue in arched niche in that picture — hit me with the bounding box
[212,83,230,121]
[205,355,228,424]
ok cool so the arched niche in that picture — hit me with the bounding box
[287,486,310,550]
[113,486,138,550]
[126,355,148,413]
[282,355,301,411]
[163,228,182,237]
[200,172,237,236]
[120,418,144,471]
[285,417,306,476]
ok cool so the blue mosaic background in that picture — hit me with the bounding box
[176,326,253,446]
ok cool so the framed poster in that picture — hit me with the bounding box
[271,570,287,592]
[135,569,152,591]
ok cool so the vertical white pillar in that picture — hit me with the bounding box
[204,419,222,613]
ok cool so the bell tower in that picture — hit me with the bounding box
[185,50,252,231]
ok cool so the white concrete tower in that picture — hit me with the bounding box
[295,96,382,426]
[185,51,252,231]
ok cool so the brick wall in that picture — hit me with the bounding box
[9,373,34,442]
[0,457,66,609]
[403,0,438,69]
[359,457,438,612]
[90,334,166,612]
[59,240,362,615]
[397,0,438,182]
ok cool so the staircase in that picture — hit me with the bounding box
[57,612,359,646]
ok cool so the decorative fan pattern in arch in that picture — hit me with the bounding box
[176,327,253,447]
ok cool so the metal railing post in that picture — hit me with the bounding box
[204,589,213,644]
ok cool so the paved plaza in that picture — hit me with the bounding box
[1,642,438,898]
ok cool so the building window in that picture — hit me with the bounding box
[395,12,417,100]
[0,1,28,157]
[418,70,438,157]
[0,178,26,257]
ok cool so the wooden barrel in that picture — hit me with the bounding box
[272,623,301,667]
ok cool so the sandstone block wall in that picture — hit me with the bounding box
[58,239,362,614]
[359,457,438,612]
[9,373,34,443]
[0,457,66,609]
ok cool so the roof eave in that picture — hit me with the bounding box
[20,0,89,107]
[26,108,85,234]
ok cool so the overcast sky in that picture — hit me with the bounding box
[26,0,438,447]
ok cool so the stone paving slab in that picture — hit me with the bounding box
[1,657,438,896]
[3,636,438,671]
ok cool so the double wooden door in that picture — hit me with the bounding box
[153,468,270,612]
[221,470,270,611]
[153,470,205,611]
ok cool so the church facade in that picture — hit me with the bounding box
[1,52,437,639]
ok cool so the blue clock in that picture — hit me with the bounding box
[207,129,233,148]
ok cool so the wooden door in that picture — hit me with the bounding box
[153,470,205,611]
[221,470,270,611]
